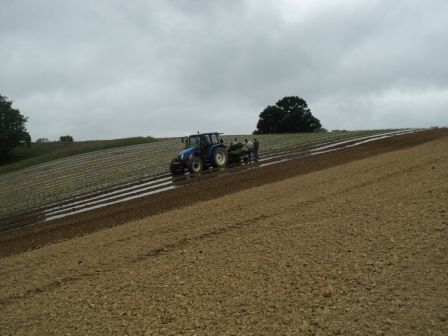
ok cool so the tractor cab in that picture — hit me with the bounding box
[183,132,221,146]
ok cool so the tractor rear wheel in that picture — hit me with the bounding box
[212,147,228,168]
[187,156,203,174]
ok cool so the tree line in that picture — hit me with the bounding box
[0,95,75,162]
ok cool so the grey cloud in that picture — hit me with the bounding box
[0,0,447,140]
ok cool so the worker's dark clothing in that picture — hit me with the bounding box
[253,139,260,162]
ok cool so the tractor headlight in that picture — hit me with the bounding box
[180,153,185,160]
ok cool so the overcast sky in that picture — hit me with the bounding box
[1,0,447,140]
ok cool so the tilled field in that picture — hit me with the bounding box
[0,129,447,335]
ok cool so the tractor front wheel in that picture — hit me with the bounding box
[187,156,203,174]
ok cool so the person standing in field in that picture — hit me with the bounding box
[244,138,255,163]
[253,137,260,162]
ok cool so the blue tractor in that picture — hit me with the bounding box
[170,132,229,174]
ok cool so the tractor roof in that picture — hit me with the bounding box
[189,132,222,137]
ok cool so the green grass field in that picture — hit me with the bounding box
[0,137,157,175]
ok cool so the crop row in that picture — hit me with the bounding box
[1,131,375,214]
[0,131,383,215]
[0,130,389,216]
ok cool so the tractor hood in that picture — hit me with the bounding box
[178,147,196,161]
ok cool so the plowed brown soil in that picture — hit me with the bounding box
[0,131,447,335]
[1,128,447,257]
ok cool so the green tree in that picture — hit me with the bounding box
[0,95,31,161]
[255,96,322,134]
[59,135,74,142]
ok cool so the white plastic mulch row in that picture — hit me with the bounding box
[0,131,391,216]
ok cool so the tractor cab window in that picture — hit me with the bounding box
[200,135,210,148]
[187,135,200,148]
[210,134,220,145]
